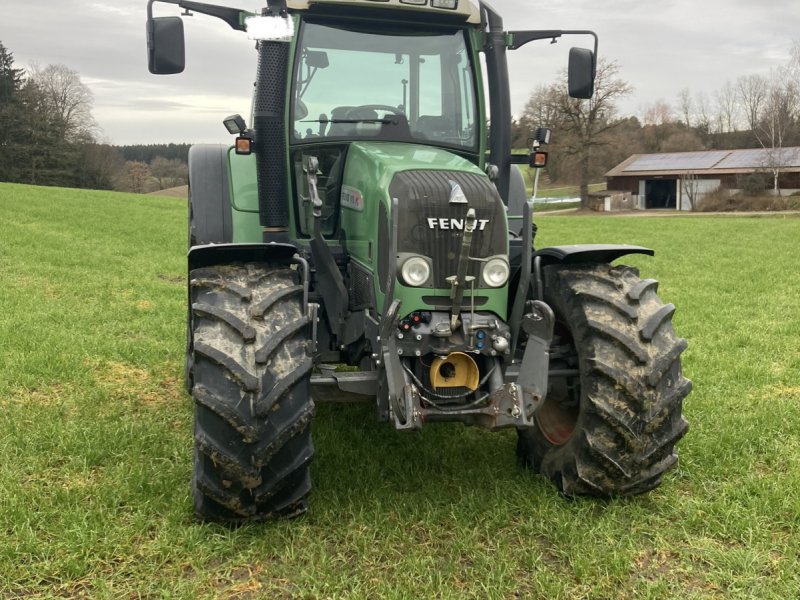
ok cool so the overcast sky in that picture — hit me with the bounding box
[3,0,799,145]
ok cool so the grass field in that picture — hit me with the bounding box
[523,176,606,200]
[1,182,799,598]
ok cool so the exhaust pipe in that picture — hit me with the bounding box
[253,39,290,234]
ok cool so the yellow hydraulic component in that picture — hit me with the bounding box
[430,352,480,391]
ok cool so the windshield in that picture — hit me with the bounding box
[292,21,478,151]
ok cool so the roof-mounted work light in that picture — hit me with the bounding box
[222,114,253,155]
[223,114,247,135]
[534,127,551,145]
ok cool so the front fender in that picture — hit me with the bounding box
[188,242,298,271]
[509,243,654,357]
[533,244,654,266]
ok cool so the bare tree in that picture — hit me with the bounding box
[521,84,562,129]
[640,99,675,152]
[661,130,705,153]
[150,156,188,189]
[29,63,96,142]
[789,40,800,84]
[535,59,632,207]
[737,73,767,133]
[694,90,711,134]
[755,68,798,194]
[714,80,739,133]
[676,87,693,128]
[680,171,700,210]
[642,99,673,126]
[119,161,152,194]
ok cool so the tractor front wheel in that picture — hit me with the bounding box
[189,263,314,521]
[517,263,690,496]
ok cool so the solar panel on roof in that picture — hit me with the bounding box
[625,151,730,172]
[715,148,800,169]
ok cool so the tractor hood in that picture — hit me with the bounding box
[339,141,509,320]
[343,142,487,187]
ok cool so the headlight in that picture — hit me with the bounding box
[482,257,509,288]
[400,256,431,287]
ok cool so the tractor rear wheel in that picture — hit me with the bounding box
[189,263,314,521]
[517,263,690,496]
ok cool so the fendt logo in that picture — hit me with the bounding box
[427,217,490,231]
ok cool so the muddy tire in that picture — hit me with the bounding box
[517,263,690,496]
[190,263,314,522]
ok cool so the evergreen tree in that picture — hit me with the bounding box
[0,41,26,181]
[0,42,24,102]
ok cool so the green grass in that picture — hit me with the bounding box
[522,175,606,199]
[2,182,800,598]
[532,201,581,212]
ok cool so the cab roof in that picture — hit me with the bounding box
[285,0,482,25]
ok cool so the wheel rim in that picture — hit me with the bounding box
[536,394,579,445]
[536,323,580,446]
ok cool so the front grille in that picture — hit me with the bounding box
[389,170,506,289]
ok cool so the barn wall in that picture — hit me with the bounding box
[606,177,639,193]
[680,178,722,210]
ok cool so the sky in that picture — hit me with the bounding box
[2,0,799,145]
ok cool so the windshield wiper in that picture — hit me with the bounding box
[301,118,393,125]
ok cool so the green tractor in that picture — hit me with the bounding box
[147,0,690,522]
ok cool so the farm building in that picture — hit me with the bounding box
[605,147,800,210]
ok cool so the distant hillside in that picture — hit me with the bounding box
[148,185,188,199]
[116,143,191,164]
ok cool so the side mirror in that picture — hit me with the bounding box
[147,16,185,75]
[306,50,329,69]
[568,47,594,99]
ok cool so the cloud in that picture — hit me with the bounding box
[4,0,800,143]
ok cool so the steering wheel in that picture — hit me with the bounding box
[345,104,404,119]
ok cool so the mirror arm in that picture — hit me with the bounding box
[507,30,564,50]
[148,0,248,31]
[508,29,598,76]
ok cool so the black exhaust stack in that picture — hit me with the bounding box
[254,0,290,234]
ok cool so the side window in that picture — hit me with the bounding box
[416,53,452,142]
[293,147,344,237]
[418,54,443,118]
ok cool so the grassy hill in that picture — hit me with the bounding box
[1,182,800,597]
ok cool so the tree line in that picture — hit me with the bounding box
[0,41,188,193]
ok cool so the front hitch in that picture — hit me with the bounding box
[514,300,555,413]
